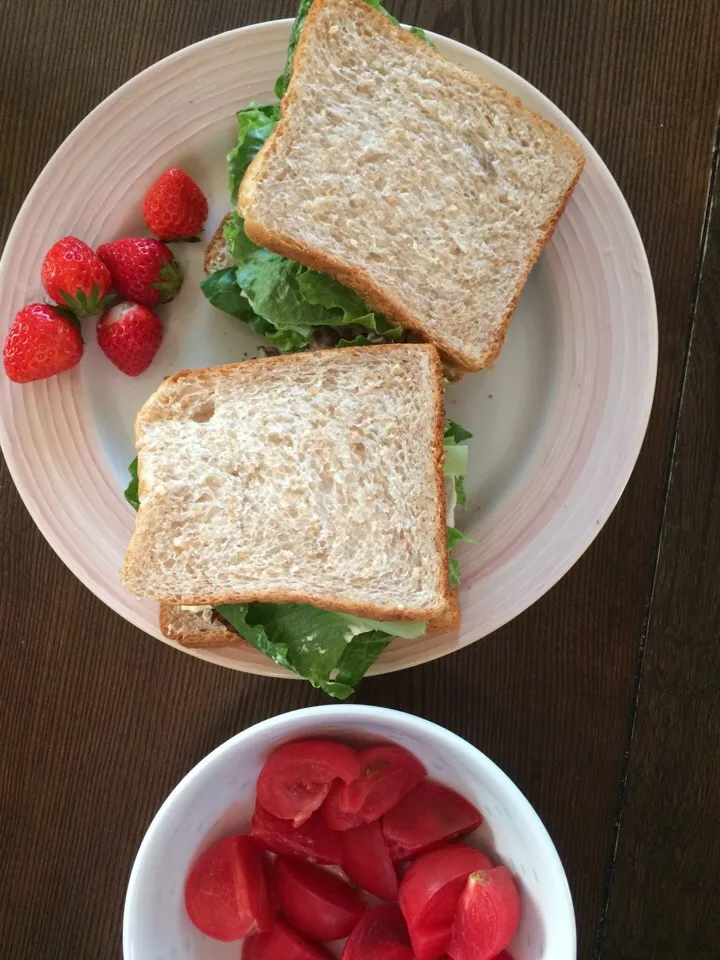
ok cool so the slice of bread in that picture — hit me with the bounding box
[204,214,234,274]
[121,344,449,620]
[160,603,244,648]
[159,589,460,648]
[238,0,585,372]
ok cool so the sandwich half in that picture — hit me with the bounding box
[238,0,585,373]
[122,346,453,662]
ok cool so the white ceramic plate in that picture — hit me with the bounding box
[0,20,656,677]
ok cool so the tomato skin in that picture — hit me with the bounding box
[323,746,426,830]
[341,819,399,901]
[249,801,343,865]
[341,903,416,960]
[275,856,367,941]
[448,867,521,960]
[184,836,274,942]
[257,740,361,827]
[242,916,333,960]
[382,781,484,862]
[399,844,493,959]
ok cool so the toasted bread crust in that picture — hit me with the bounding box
[238,0,585,372]
[126,344,450,621]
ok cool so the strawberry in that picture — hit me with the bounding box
[41,236,113,317]
[97,302,162,376]
[97,237,183,307]
[143,168,208,241]
[3,303,83,383]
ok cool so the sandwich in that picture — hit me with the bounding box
[201,0,585,374]
[121,344,471,698]
[121,0,582,690]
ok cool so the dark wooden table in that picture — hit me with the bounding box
[1,1,719,958]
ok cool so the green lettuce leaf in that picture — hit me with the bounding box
[297,272,402,338]
[199,268,257,321]
[447,525,474,588]
[296,271,376,324]
[444,420,473,444]
[333,632,393,689]
[409,26,431,43]
[219,213,401,351]
[228,103,281,204]
[443,444,468,478]
[447,525,474,551]
[444,420,472,509]
[454,473,467,509]
[125,457,139,510]
[217,602,424,698]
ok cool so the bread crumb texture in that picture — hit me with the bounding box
[121,345,447,618]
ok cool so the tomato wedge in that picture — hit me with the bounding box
[243,916,332,960]
[275,856,367,941]
[323,745,426,830]
[448,867,521,960]
[382,781,484,861]
[249,801,342,865]
[257,740,361,826]
[399,844,493,959]
[184,835,274,941]
[341,903,416,960]
[342,819,399,901]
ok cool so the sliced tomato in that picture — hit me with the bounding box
[341,903,416,960]
[323,745,426,830]
[275,856,366,941]
[257,739,361,827]
[448,867,521,960]
[341,819,399,901]
[382,781,483,862]
[242,916,332,960]
[184,835,274,941]
[249,801,342,865]
[399,844,493,959]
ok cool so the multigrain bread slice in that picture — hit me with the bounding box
[238,0,585,372]
[159,589,461,649]
[160,603,243,648]
[204,214,234,274]
[121,344,449,620]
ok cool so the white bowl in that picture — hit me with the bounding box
[123,706,575,960]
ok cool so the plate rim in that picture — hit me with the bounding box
[0,19,657,678]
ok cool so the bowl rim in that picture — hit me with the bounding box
[123,704,576,960]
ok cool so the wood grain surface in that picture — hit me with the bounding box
[1,2,719,959]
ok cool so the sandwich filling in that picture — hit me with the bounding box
[124,419,470,699]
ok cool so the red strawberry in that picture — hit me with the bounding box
[3,303,83,383]
[97,302,162,376]
[97,237,183,307]
[41,236,113,317]
[143,168,208,241]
